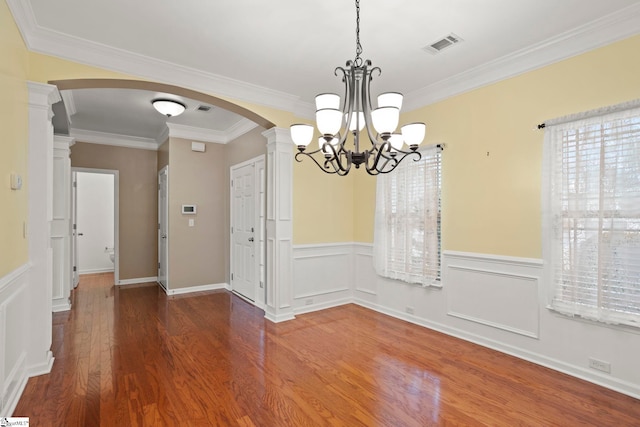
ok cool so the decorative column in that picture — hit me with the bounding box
[262,128,295,322]
[26,82,60,375]
[51,135,74,312]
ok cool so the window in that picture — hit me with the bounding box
[543,101,640,327]
[373,145,442,286]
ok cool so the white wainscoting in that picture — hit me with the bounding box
[292,243,354,315]
[444,251,542,339]
[0,264,31,415]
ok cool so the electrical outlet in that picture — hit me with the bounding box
[588,358,611,373]
[405,306,414,315]
[305,298,313,306]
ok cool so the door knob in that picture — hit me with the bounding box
[161,233,167,239]
[78,233,84,236]
[248,237,254,242]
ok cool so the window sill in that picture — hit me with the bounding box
[546,305,640,335]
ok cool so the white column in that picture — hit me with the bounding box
[26,82,60,375]
[262,128,295,322]
[51,135,74,312]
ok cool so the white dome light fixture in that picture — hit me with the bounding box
[152,99,186,117]
[289,0,427,176]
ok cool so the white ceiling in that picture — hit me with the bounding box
[9,0,640,147]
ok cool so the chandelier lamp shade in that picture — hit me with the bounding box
[290,0,426,175]
[152,99,186,117]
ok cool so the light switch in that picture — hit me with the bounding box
[188,218,194,227]
[10,173,22,190]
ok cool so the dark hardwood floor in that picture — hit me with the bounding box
[14,273,640,426]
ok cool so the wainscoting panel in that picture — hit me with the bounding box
[443,251,542,339]
[354,244,377,295]
[446,265,540,338]
[293,244,352,299]
[292,244,353,313]
[0,264,30,415]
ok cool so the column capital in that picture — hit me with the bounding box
[28,82,61,107]
[262,127,293,146]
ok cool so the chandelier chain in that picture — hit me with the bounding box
[354,0,363,67]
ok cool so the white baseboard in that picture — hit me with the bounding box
[117,276,158,286]
[51,298,71,312]
[264,311,296,323]
[79,267,114,275]
[27,350,55,378]
[293,297,352,316]
[164,282,229,296]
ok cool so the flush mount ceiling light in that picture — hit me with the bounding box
[152,99,186,117]
[290,0,426,175]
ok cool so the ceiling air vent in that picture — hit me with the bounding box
[197,105,212,112]
[423,33,463,54]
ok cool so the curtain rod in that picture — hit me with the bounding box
[536,98,640,131]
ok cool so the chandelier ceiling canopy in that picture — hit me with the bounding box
[290,0,426,176]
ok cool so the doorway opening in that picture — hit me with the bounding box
[71,168,119,286]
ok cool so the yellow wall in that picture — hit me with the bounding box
[293,161,356,244]
[355,35,640,258]
[9,4,638,257]
[24,51,357,246]
[0,0,29,276]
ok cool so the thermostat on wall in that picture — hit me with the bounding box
[181,204,197,214]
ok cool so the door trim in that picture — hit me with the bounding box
[158,166,169,291]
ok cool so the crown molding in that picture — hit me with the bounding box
[9,0,640,117]
[156,126,170,146]
[59,90,77,119]
[6,0,301,114]
[70,129,159,151]
[166,123,227,144]
[404,3,640,111]
[224,118,259,142]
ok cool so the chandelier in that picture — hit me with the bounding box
[290,0,426,176]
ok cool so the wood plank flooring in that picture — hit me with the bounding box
[14,273,640,426]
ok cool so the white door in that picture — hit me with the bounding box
[71,170,79,288]
[231,163,256,301]
[158,167,169,290]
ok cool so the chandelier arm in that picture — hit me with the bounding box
[294,151,340,174]
[337,64,356,150]
[373,157,398,174]
[361,64,382,146]
[325,149,353,175]
[368,141,392,171]
[377,151,422,174]
[324,142,351,173]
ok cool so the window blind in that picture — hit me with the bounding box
[544,104,640,327]
[373,145,442,286]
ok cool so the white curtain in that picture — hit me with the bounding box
[543,100,640,327]
[373,145,441,286]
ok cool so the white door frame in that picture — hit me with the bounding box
[230,155,266,309]
[71,170,79,288]
[158,166,169,291]
[71,167,120,285]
